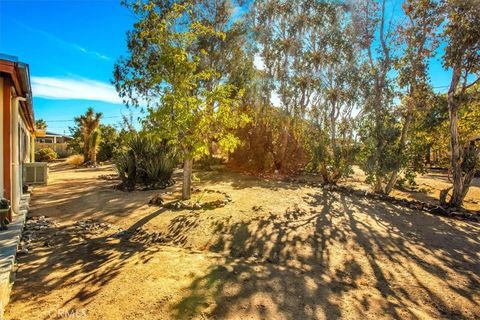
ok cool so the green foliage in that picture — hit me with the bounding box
[358,113,401,184]
[35,147,58,162]
[115,0,250,158]
[114,0,250,198]
[67,126,83,155]
[307,121,358,184]
[97,124,119,162]
[420,85,480,166]
[115,132,177,189]
[35,119,47,130]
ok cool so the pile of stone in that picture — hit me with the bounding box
[19,216,59,254]
[74,219,113,233]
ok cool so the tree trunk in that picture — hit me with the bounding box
[384,101,414,194]
[374,176,384,193]
[446,65,463,208]
[83,137,90,162]
[182,158,193,200]
[90,148,97,166]
[448,106,464,207]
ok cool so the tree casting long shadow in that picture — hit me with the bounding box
[172,190,480,319]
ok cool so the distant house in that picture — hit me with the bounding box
[35,131,73,158]
[0,54,36,221]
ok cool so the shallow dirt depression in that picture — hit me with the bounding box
[5,163,480,320]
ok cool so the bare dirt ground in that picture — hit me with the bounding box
[342,166,480,211]
[5,162,480,319]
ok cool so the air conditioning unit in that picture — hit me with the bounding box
[23,162,48,185]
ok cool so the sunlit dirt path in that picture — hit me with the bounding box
[5,162,480,319]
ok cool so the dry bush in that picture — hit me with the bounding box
[230,109,308,175]
[66,154,85,167]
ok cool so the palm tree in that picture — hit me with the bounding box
[75,107,102,164]
[35,119,47,130]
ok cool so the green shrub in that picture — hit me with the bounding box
[114,133,176,190]
[35,147,58,162]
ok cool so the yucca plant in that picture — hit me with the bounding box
[89,129,101,165]
[114,132,176,190]
[75,107,102,163]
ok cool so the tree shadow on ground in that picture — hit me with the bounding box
[172,190,480,319]
[195,168,309,191]
[10,207,167,320]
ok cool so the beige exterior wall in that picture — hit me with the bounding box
[0,77,3,198]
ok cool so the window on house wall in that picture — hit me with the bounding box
[36,138,53,143]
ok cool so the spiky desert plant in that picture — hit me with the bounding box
[89,129,101,165]
[75,107,102,162]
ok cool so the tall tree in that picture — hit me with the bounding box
[383,0,441,194]
[251,1,361,178]
[74,107,103,164]
[114,0,249,200]
[441,0,480,207]
[353,0,399,193]
[308,4,361,184]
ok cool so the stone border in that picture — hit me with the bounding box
[285,179,480,222]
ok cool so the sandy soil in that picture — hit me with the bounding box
[343,166,480,211]
[5,162,480,320]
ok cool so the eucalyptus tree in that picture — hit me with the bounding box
[352,0,400,193]
[307,3,362,184]
[114,0,249,200]
[192,0,254,163]
[441,0,480,207]
[249,0,315,172]
[251,0,362,179]
[382,0,442,194]
[251,0,316,117]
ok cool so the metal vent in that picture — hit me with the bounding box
[23,162,48,185]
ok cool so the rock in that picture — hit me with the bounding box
[18,248,29,255]
[149,194,164,206]
[192,203,202,210]
[449,211,464,218]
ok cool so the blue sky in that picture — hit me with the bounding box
[0,0,452,135]
[0,0,139,134]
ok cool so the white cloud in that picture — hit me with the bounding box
[16,21,110,61]
[73,44,110,60]
[31,76,123,104]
